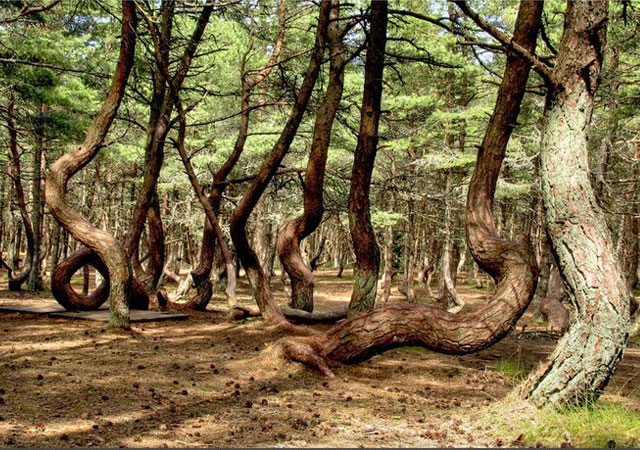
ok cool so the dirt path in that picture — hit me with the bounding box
[1,271,638,447]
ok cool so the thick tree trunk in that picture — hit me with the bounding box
[230,2,330,326]
[347,0,387,316]
[274,0,541,375]
[45,1,137,328]
[278,1,346,312]
[519,1,631,407]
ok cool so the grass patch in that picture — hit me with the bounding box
[491,398,640,448]
[494,358,529,380]
[396,346,432,355]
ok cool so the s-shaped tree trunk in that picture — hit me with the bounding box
[347,0,387,316]
[272,0,541,375]
[277,0,346,312]
[519,1,631,407]
[45,0,137,328]
[229,2,330,326]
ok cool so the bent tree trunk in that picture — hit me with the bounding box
[3,91,35,291]
[273,0,541,374]
[519,1,631,407]
[347,0,387,316]
[185,0,286,311]
[229,2,330,326]
[45,0,137,328]
[277,0,346,312]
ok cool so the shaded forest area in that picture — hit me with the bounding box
[1,0,640,447]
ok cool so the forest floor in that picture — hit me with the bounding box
[0,270,639,448]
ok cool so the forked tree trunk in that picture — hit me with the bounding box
[347,0,387,316]
[278,0,346,312]
[45,0,137,328]
[124,2,212,293]
[230,2,330,326]
[519,1,631,408]
[143,9,238,313]
[273,0,541,375]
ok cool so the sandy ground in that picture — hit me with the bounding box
[0,270,639,448]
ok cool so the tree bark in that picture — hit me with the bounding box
[2,91,35,291]
[186,0,286,311]
[347,0,387,316]
[28,102,46,291]
[44,0,137,328]
[519,1,631,407]
[278,0,346,312]
[273,0,541,375]
[229,2,330,326]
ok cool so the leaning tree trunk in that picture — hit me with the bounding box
[124,2,212,293]
[278,0,346,312]
[347,0,387,316]
[519,1,631,408]
[273,0,541,375]
[185,0,286,311]
[230,2,330,326]
[45,0,137,328]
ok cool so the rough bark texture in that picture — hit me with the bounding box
[347,0,387,316]
[273,0,541,375]
[277,0,346,312]
[519,1,631,407]
[230,2,330,325]
[44,1,137,328]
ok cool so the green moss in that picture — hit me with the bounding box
[396,345,432,355]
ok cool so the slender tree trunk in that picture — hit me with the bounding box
[28,102,46,291]
[538,266,569,333]
[519,1,631,407]
[230,2,330,325]
[347,0,387,316]
[278,1,346,312]
[3,91,35,291]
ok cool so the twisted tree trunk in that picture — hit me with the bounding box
[272,0,541,375]
[229,2,330,326]
[519,1,631,407]
[347,0,387,316]
[45,0,137,328]
[277,0,346,312]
